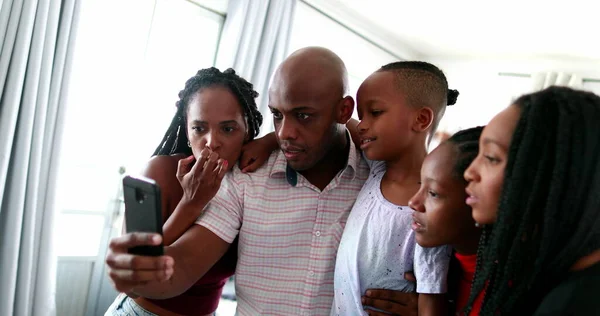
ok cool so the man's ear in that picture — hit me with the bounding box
[337,96,355,124]
[413,107,434,132]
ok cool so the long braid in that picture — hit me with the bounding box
[221,68,263,139]
[447,126,484,179]
[465,86,600,315]
[153,103,189,156]
[153,67,263,156]
[443,126,484,315]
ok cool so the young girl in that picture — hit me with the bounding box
[464,86,600,315]
[409,126,485,315]
[333,61,459,316]
[106,67,274,316]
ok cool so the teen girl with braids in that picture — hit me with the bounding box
[464,86,600,315]
[106,67,274,316]
[409,126,485,315]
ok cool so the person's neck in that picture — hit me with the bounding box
[382,143,427,185]
[453,230,482,256]
[300,131,349,191]
[570,249,600,272]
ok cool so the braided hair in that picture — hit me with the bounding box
[153,67,263,156]
[465,86,600,315]
[443,126,484,315]
[447,126,485,180]
[379,61,459,135]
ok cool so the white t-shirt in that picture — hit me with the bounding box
[331,160,452,316]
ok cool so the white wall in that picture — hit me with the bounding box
[427,57,600,132]
[288,2,398,121]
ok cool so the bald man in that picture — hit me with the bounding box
[105,47,387,314]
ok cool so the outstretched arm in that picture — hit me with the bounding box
[110,150,244,299]
[106,225,230,299]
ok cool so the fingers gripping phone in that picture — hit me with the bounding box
[122,175,164,256]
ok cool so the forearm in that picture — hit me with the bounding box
[130,247,194,299]
[131,225,231,299]
[346,118,360,148]
[261,131,279,150]
[131,281,183,299]
[162,197,209,245]
[418,293,447,316]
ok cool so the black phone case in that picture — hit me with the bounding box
[122,175,164,256]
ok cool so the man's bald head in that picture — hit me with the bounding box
[268,47,354,172]
[270,47,348,104]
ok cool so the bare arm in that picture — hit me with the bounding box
[162,196,210,246]
[161,151,226,245]
[362,289,419,316]
[417,294,447,316]
[136,225,230,298]
[138,155,184,244]
[106,226,230,299]
[239,132,278,172]
[117,155,179,299]
[362,272,419,316]
[347,118,360,148]
[140,150,226,246]
[108,154,241,298]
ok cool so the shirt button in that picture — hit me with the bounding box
[308,270,315,277]
[315,231,321,237]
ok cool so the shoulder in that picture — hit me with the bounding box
[357,150,384,174]
[369,160,386,174]
[228,150,281,183]
[534,264,600,315]
[143,154,184,187]
[146,154,185,171]
[361,155,385,179]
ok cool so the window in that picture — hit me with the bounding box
[288,2,399,119]
[584,81,600,95]
[54,0,224,257]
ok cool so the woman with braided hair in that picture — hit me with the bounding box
[106,67,276,316]
[464,86,600,315]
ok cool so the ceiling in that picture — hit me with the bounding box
[191,0,229,15]
[309,0,600,61]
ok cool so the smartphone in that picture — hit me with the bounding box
[122,175,164,256]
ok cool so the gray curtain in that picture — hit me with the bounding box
[0,0,81,315]
[215,0,297,136]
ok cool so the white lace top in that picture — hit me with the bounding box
[331,160,452,316]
